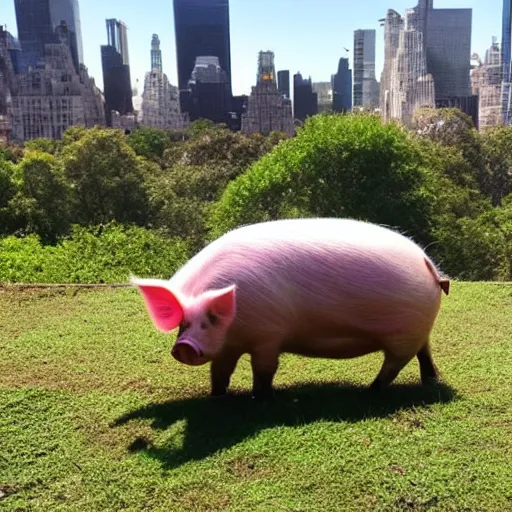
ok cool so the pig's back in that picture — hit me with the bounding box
[170,218,442,334]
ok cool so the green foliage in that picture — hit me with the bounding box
[0,234,55,283]
[186,118,229,138]
[413,107,484,187]
[151,129,287,251]
[0,142,24,163]
[210,113,436,243]
[60,127,152,226]
[164,127,286,173]
[433,195,512,281]
[147,164,234,252]
[479,125,512,206]
[24,137,60,155]
[126,126,171,161]
[0,159,18,235]
[0,223,188,284]
[9,150,72,243]
[61,125,88,146]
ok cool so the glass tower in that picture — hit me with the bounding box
[14,0,83,72]
[173,0,232,97]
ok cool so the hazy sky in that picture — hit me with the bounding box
[0,0,502,96]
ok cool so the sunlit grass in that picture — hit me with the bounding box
[1,282,511,511]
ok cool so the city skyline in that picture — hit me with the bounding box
[0,0,501,97]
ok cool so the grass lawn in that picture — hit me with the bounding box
[1,282,511,511]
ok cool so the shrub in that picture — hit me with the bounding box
[0,223,189,284]
[209,113,437,244]
[433,195,512,281]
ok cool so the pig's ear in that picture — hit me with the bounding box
[130,277,184,332]
[204,285,237,327]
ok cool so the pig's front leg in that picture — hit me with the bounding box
[210,346,242,397]
[250,346,279,401]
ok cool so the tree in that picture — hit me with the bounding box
[60,127,152,226]
[209,112,439,245]
[24,138,60,155]
[0,159,18,235]
[147,163,238,253]
[479,125,512,206]
[412,107,483,188]
[163,129,287,175]
[9,151,72,243]
[126,126,170,162]
[432,195,512,281]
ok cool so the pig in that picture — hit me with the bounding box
[131,217,450,400]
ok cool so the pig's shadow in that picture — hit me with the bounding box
[112,380,457,470]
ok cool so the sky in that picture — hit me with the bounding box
[0,0,503,97]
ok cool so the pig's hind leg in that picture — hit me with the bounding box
[210,346,243,397]
[368,335,427,391]
[416,341,439,384]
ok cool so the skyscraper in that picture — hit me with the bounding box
[380,1,472,125]
[141,34,184,130]
[353,29,379,108]
[277,70,290,99]
[241,51,294,137]
[101,19,133,126]
[173,0,232,99]
[14,0,83,73]
[184,56,231,124]
[502,0,512,124]
[293,73,318,121]
[332,57,352,113]
[151,34,162,71]
[424,1,472,101]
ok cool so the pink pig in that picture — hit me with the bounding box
[132,218,449,399]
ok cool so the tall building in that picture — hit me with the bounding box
[173,0,232,101]
[502,0,512,124]
[277,70,290,99]
[424,2,472,101]
[380,0,472,125]
[293,73,318,121]
[379,9,403,115]
[140,34,184,130]
[332,57,352,113]
[0,27,17,142]
[14,0,83,73]
[9,21,105,142]
[313,82,333,113]
[472,38,502,128]
[353,29,380,108]
[101,19,133,126]
[381,8,435,126]
[241,51,294,137]
[150,33,162,71]
[184,55,231,124]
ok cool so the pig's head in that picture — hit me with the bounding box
[131,278,237,366]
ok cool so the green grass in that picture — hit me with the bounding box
[1,282,511,511]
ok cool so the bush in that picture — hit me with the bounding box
[60,127,152,226]
[8,150,73,243]
[0,223,189,284]
[209,113,437,244]
[0,234,56,283]
[433,195,512,281]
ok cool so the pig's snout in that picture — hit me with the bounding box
[172,338,207,366]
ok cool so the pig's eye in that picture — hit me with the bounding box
[207,311,218,325]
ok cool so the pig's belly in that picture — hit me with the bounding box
[281,333,382,359]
